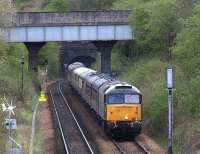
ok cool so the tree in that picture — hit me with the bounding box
[45,0,70,11]
[0,0,15,64]
[0,0,15,65]
[173,3,200,76]
[172,3,200,117]
[45,0,116,11]
[79,0,116,10]
[0,0,15,27]
[114,0,179,54]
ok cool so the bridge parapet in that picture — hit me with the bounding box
[12,10,131,27]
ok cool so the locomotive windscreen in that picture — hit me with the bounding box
[107,94,140,104]
[125,95,140,103]
[107,94,124,104]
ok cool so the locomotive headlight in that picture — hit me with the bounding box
[125,115,128,120]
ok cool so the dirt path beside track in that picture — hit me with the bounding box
[37,100,57,154]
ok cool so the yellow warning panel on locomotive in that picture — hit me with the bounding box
[39,91,47,104]
[106,104,142,121]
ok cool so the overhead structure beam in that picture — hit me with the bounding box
[5,25,133,42]
[1,11,134,42]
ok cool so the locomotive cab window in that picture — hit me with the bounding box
[125,94,140,104]
[107,94,124,104]
[107,94,141,104]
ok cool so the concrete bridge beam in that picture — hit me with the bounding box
[24,42,46,72]
[93,41,116,74]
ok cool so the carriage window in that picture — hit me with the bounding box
[125,95,140,103]
[107,94,124,104]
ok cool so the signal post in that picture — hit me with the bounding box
[166,66,174,154]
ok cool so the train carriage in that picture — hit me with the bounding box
[86,75,99,107]
[80,71,95,100]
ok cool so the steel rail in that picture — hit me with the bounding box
[134,140,151,154]
[112,140,126,154]
[58,83,94,154]
[50,90,70,154]
[113,139,151,154]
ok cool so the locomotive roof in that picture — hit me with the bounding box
[105,83,141,94]
[73,67,94,76]
[68,62,84,71]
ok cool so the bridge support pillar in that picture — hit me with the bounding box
[93,41,116,74]
[24,42,46,72]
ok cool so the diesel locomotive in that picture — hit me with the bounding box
[67,62,142,135]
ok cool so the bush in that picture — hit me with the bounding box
[114,0,179,56]
[38,42,59,80]
[173,3,200,117]
[45,0,69,11]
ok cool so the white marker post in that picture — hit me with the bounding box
[166,66,174,154]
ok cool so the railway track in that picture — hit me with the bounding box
[112,139,151,154]
[60,80,153,154]
[134,140,151,154]
[48,80,165,154]
[49,82,95,154]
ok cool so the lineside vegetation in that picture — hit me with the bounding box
[0,1,41,153]
[3,0,199,153]
[111,0,200,153]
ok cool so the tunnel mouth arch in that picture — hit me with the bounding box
[68,55,96,68]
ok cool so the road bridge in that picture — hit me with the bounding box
[2,11,133,73]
